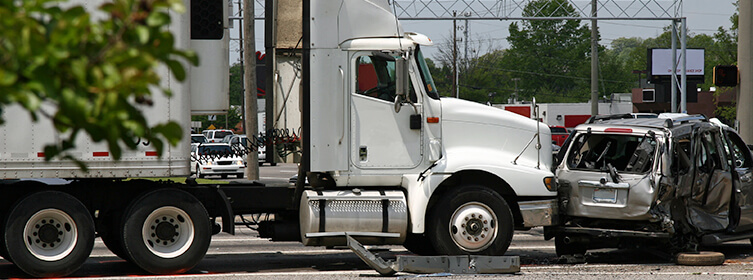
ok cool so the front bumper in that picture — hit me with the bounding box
[200,165,245,175]
[519,199,558,227]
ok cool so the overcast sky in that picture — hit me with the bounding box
[229,0,739,64]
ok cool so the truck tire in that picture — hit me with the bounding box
[120,189,211,274]
[99,213,129,260]
[427,185,514,255]
[403,233,437,255]
[3,191,94,277]
[676,251,725,266]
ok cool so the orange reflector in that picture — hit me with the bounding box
[145,151,158,156]
[543,177,557,192]
[93,152,109,157]
[427,117,439,123]
[604,128,633,133]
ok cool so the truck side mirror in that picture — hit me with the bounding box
[394,57,409,113]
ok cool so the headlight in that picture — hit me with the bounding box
[205,161,213,166]
[235,160,243,165]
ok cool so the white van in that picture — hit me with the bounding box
[202,129,234,143]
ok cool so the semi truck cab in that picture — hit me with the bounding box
[288,0,559,256]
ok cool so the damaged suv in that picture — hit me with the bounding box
[547,114,753,257]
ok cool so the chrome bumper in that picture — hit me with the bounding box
[519,199,558,227]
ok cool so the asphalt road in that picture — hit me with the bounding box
[2,163,753,279]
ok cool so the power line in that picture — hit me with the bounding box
[473,65,635,85]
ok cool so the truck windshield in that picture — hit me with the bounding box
[415,46,440,99]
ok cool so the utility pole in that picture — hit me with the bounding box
[464,14,469,70]
[243,0,260,180]
[738,0,753,143]
[238,0,245,133]
[511,78,520,104]
[590,0,598,116]
[671,20,677,113]
[452,11,458,98]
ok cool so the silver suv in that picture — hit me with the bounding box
[548,114,753,257]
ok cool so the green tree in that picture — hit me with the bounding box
[500,0,592,101]
[229,63,244,106]
[191,106,242,132]
[0,0,197,165]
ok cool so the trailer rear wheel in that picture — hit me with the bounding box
[99,213,129,261]
[4,191,94,277]
[428,185,513,255]
[120,189,211,274]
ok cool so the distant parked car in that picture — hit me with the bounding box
[191,133,208,144]
[549,125,570,147]
[222,134,275,166]
[202,129,234,143]
[190,143,245,178]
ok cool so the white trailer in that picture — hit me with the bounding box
[0,0,232,277]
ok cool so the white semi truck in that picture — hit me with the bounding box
[0,0,558,277]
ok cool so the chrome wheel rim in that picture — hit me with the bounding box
[24,209,78,261]
[141,206,195,259]
[449,202,498,252]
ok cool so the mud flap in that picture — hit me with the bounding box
[346,234,520,276]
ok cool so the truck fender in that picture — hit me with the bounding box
[214,188,235,235]
[404,169,520,234]
[186,186,235,235]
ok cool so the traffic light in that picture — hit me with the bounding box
[714,65,738,87]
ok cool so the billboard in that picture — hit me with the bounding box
[648,48,705,82]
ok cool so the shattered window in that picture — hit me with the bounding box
[697,132,725,172]
[567,133,656,173]
[672,137,692,175]
[726,131,752,169]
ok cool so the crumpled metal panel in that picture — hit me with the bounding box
[686,170,732,232]
[559,170,657,220]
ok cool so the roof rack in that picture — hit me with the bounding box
[585,113,633,124]
[584,113,708,129]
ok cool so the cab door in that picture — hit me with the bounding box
[349,51,423,169]
[685,129,733,232]
[723,130,753,232]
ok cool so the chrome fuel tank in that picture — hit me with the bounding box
[300,189,407,246]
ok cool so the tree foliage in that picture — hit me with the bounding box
[423,0,738,108]
[230,63,243,105]
[0,0,197,165]
[191,106,242,132]
[502,0,592,101]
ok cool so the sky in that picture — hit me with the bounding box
[228,0,739,64]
